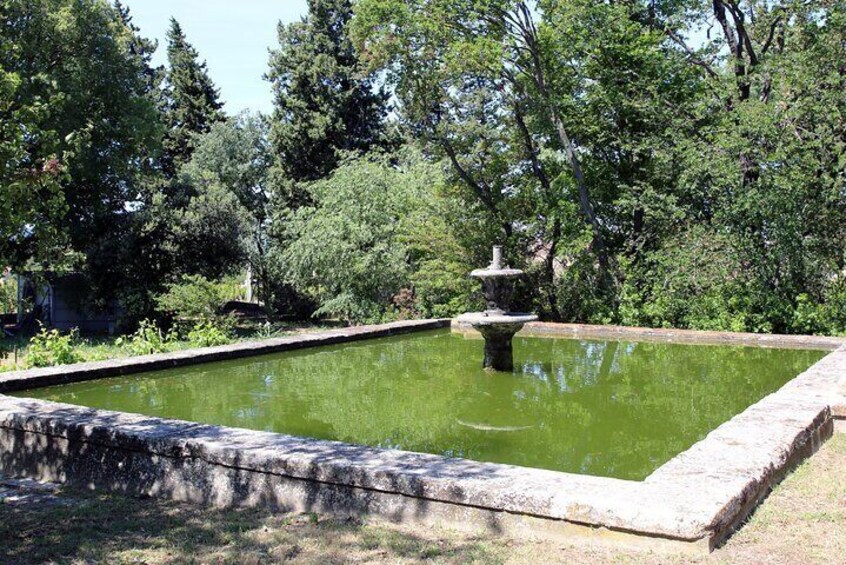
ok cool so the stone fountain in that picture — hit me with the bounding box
[457,246,537,371]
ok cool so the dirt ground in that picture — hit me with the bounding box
[2,433,845,565]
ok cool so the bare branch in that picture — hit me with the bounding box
[665,28,720,78]
[713,0,749,101]
[760,15,783,55]
[438,135,498,216]
[725,0,758,66]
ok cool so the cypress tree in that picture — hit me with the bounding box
[114,1,163,98]
[266,0,389,208]
[161,18,224,178]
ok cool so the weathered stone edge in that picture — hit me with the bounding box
[645,345,846,547]
[453,319,846,351]
[833,344,846,419]
[2,345,843,545]
[2,323,845,549]
[0,393,705,541]
[0,319,451,393]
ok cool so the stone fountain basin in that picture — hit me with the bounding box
[456,312,538,328]
[470,268,525,278]
[1,319,844,554]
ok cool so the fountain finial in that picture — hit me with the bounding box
[457,245,538,371]
[490,245,503,270]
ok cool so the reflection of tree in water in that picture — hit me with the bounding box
[27,330,825,480]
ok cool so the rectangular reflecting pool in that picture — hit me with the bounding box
[12,329,826,480]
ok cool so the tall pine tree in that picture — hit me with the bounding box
[266,0,389,208]
[114,1,163,100]
[161,18,224,178]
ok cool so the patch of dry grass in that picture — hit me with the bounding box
[2,434,845,564]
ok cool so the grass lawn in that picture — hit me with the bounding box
[1,434,844,564]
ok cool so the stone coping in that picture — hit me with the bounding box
[1,320,845,552]
[0,319,451,394]
[453,319,846,351]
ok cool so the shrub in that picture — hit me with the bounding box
[27,326,84,367]
[618,227,774,332]
[116,319,177,356]
[187,320,231,347]
[255,321,288,340]
[791,284,846,336]
[156,274,242,322]
[0,275,17,315]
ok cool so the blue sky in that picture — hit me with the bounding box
[123,0,309,115]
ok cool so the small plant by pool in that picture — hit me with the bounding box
[14,329,825,480]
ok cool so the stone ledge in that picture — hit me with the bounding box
[0,319,451,394]
[0,406,709,554]
[1,321,845,553]
[0,389,833,552]
[453,320,846,351]
[0,394,706,543]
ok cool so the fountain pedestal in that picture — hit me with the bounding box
[458,246,537,371]
[457,313,538,371]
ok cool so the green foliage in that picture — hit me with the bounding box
[282,151,416,323]
[183,113,272,216]
[156,274,242,323]
[168,183,251,280]
[181,113,277,306]
[402,190,478,318]
[161,18,224,177]
[791,285,846,337]
[282,149,470,323]
[3,0,845,336]
[186,320,231,348]
[619,228,762,332]
[26,326,83,368]
[115,319,177,356]
[0,275,16,315]
[267,0,390,208]
[116,317,232,354]
[255,321,280,340]
[0,60,67,267]
[351,0,634,318]
[351,0,846,334]
[1,0,161,273]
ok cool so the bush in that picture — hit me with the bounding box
[116,319,177,356]
[791,284,846,336]
[0,275,17,315]
[618,227,770,332]
[27,326,84,367]
[156,274,242,322]
[187,320,231,347]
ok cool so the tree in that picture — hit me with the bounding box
[168,182,251,281]
[353,0,845,333]
[181,112,274,304]
[536,0,699,320]
[0,57,67,268]
[282,149,471,323]
[114,1,164,99]
[0,0,162,281]
[624,0,846,333]
[266,0,389,208]
[351,0,627,317]
[161,18,225,178]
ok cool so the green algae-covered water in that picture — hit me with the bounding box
[15,329,826,480]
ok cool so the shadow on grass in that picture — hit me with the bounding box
[0,486,502,565]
